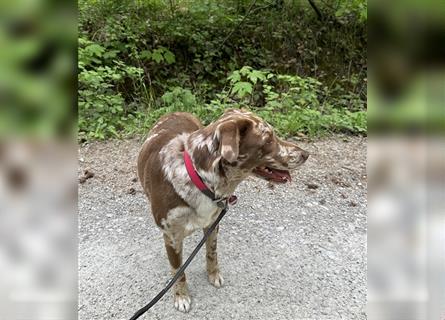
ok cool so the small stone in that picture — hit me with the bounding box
[331,176,351,187]
[306,183,319,189]
[79,169,94,184]
[127,187,136,195]
[349,201,358,207]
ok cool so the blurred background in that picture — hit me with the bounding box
[0,0,444,319]
[368,0,445,319]
[0,0,77,319]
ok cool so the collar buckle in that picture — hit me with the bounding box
[184,150,237,208]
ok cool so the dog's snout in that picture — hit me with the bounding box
[301,150,309,161]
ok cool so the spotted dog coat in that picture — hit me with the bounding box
[137,109,309,312]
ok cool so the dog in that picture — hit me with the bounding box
[137,108,309,312]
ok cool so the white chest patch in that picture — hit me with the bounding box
[161,205,220,245]
[158,134,221,240]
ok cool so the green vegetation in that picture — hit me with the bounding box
[79,0,367,140]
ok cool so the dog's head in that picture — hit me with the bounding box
[210,109,309,184]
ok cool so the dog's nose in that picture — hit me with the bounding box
[301,150,309,161]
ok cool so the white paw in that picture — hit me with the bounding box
[208,271,224,288]
[174,294,191,313]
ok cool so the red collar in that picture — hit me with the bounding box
[183,150,237,207]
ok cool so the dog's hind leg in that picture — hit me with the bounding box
[203,225,224,288]
[163,234,191,312]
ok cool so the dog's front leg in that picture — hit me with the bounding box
[163,234,191,312]
[203,225,224,288]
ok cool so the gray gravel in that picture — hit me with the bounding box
[78,135,367,320]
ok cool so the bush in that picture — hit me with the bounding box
[78,37,146,139]
[147,68,366,138]
[78,0,367,140]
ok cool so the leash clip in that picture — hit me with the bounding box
[215,195,237,208]
[215,200,226,208]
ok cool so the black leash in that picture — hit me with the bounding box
[129,205,229,320]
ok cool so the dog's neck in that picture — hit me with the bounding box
[186,130,246,199]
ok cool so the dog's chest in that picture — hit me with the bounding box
[185,199,219,233]
[161,194,220,238]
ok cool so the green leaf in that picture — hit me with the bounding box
[86,44,105,57]
[232,82,253,98]
[239,66,252,76]
[111,73,122,80]
[227,71,241,83]
[151,50,164,63]
[103,50,118,59]
[163,50,176,64]
[248,70,266,84]
[139,50,151,60]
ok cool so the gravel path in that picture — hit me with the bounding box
[78,135,367,320]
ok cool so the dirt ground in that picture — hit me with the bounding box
[78,135,367,320]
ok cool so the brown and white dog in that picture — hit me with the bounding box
[137,109,309,312]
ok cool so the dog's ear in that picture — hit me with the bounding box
[216,121,239,163]
[215,119,251,163]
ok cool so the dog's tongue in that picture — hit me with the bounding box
[254,166,292,183]
[269,168,292,183]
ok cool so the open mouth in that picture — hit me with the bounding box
[252,166,292,184]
